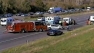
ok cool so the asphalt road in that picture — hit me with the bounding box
[0,13,94,52]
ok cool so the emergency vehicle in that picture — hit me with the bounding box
[45,16,60,25]
[6,21,47,33]
[40,16,61,25]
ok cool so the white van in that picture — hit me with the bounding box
[89,16,94,22]
[0,17,14,26]
[62,17,76,25]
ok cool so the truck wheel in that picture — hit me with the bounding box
[21,29,26,33]
[42,29,45,32]
[39,29,43,32]
[48,27,51,30]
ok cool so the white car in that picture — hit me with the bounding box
[47,24,63,30]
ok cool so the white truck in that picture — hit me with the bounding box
[62,17,76,25]
[0,17,14,26]
[88,16,94,25]
[89,16,94,21]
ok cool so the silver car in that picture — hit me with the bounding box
[47,24,63,30]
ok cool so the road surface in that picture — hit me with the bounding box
[0,13,94,52]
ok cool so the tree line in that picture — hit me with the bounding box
[0,0,94,14]
[0,0,47,14]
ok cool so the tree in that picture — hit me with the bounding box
[1,0,10,13]
[1,0,16,13]
[35,0,47,11]
[0,0,3,13]
[14,0,31,13]
[7,0,15,13]
[89,0,94,7]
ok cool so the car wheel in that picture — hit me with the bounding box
[21,29,26,33]
[48,27,51,30]
[39,29,43,32]
[59,32,63,35]
[47,33,50,35]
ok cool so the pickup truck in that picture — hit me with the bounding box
[62,17,76,25]
[87,16,94,25]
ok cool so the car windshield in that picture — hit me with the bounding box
[1,20,6,22]
[63,19,68,21]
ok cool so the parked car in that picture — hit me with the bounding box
[47,29,63,36]
[28,12,34,15]
[16,13,23,16]
[4,13,13,17]
[47,24,63,30]
[35,12,44,15]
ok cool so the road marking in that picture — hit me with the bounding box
[0,32,43,44]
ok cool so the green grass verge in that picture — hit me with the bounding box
[1,25,94,53]
[24,16,37,21]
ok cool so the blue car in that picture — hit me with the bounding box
[47,29,63,36]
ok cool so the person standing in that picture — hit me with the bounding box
[87,19,91,25]
[63,20,67,26]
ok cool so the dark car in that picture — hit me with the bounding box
[28,12,34,15]
[4,13,13,17]
[47,29,63,36]
[16,13,23,16]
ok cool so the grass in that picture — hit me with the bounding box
[39,29,94,53]
[1,25,94,53]
[24,16,37,21]
[38,29,94,53]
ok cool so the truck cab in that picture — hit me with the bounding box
[89,16,94,22]
[0,17,14,26]
[87,16,94,25]
[62,17,76,25]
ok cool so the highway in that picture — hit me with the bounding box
[0,13,94,52]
